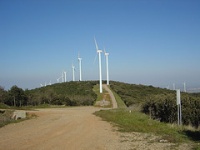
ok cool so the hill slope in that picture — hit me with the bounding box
[110,81,200,127]
[27,81,98,106]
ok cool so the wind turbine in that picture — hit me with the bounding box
[57,72,63,83]
[173,83,176,90]
[78,53,82,81]
[72,64,75,81]
[183,82,186,92]
[94,37,103,93]
[104,49,109,85]
[61,71,64,82]
[64,71,67,82]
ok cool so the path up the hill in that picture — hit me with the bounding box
[103,84,118,109]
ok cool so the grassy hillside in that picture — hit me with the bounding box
[110,81,174,107]
[110,81,200,128]
[27,81,98,106]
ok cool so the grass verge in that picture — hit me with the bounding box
[107,86,127,109]
[94,109,198,144]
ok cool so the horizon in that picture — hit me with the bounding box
[1,0,200,91]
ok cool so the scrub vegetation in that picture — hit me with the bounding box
[110,81,200,128]
[0,81,98,108]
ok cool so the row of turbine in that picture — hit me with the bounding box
[40,37,110,93]
[40,54,82,87]
[94,37,110,93]
[56,53,82,83]
[166,82,187,92]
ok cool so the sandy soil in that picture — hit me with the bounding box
[0,107,193,150]
[0,107,126,150]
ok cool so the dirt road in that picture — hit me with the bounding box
[0,107,192,150]
[0,107,128,150]
[103,84,118,109]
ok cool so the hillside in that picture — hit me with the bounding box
[110,81,200,127]
[26,81,98,106]
[110,81,174,106]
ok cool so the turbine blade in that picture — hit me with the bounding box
[104,48,106,55]
[94,37,98,50]
[93,53,97,65]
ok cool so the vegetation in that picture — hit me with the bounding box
[0,81,98,108]
[110,81,200,128]
[27,81,98,106]
[110,81,173,106]
[94,108,200,148]
[142,93,200,128]
[1,81,200,128]
[0,109,14,127]
[107,85,126,109]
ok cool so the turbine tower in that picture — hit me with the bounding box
[78,53,82,81]
[72,64,75,81]
[63,71,67,82]
[104,49,109,85]
[94,37,103,93]
[183,82,186,92]
[173,83,176,90]
[61,72,64,82]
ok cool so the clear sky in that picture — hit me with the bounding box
[0,0,200,91]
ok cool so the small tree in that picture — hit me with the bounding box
[7,85,27,107]
[0,86,7,104]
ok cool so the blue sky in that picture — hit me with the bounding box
[0,0,200,91]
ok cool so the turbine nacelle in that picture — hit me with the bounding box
[97,50,103,53]
[105,52,109,56]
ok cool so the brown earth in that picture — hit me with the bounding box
[0,107,193,150]
[0,107,125,150]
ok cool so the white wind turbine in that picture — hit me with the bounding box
[104,49,109,85]
[61,72,64,82]
[63,71,67,82]
[57,72,63,83]
[72,64,75,81]
[94,37,103,93]
[183,82,186,92]
[78,53,82,81]
[173,83,176,90]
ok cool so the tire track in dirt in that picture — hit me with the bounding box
[103,84,118,109]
